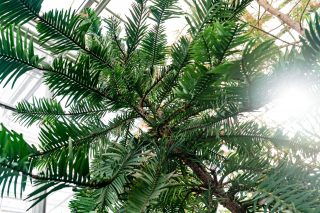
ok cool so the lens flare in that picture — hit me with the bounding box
[266,85,315,123]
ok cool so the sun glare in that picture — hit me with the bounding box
[277,87,312,114]
[265,85,315,124]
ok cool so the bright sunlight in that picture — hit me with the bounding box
[264,82,317,130]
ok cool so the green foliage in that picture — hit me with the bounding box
[186,0,252,37]
[141,0,181,69]
[0,0,319,212]
[69,189,97,213]
[0,26,42,87]
[125,159,175,212]
[302,12,320,70]
[15,98,65,126]
[0,125,35,198]
[125,0,149,59]
[14,98,109,126]
[175,22,249,102]
[191,22,248,66]
[37,9,87,53]
[43,55,106,105]
[0,0,43,26]
[246,163,320,213]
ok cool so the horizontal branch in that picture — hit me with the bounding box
[0,102,16,112]
[178,109,251,133]
[32,129,111,157]
[0,52,114,102]
[18,107,108,118]
[0,101,111,119]
[31,115,136,157]
[0,162,114,188]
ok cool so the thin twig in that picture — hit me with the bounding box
[239,19,301,46]
[0,102,16,112]
[299,0,311,29]
[289,0,303,14]
[257,4,261,27]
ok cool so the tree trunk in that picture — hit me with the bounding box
[178,154,247,213]
[221,199,247,213]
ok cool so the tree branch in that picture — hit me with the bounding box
[31,115,136,157]
[0,102,16,112]
[16,107,109,118]
[239,19,301,46]
[256,0,304,35]
[299,0,311,29]
[0,162,113,188]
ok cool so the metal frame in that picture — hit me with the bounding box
[95,0,112,15]
[81,0,96,10]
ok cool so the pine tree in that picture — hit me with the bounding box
[0,0,319,212]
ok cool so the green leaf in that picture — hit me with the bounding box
[125,0,149,58]
[0,25,42,87]
[141,0,181,69]
[15,98,65,126]
[186,0,252,37]
[191,22,248,66]
[125,160,174,213]
[27,182,69,211]
[249,163,320,212]
[0,124,36,198]
[0,0,43,26]
[43,55,107,105]
[37,9,87,53]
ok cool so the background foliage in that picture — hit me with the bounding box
[0,0,319,212]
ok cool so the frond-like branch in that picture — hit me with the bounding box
[142,0,180,69]
[125,159,175,212]
[14,98,109,126]
[125,0,149,60]
[32,111,137,157]
[0,26,42,87]
[0,0,43,26]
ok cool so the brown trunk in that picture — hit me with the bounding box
[221,199,247,213]
[178,154,246,213]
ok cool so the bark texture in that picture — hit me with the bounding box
[178,154,247,213]
[256,0,304,35]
